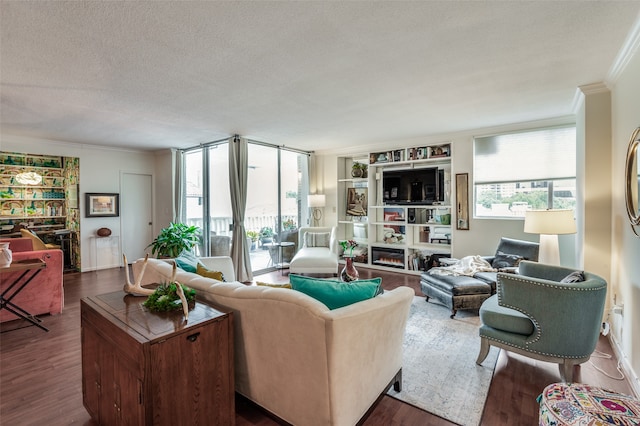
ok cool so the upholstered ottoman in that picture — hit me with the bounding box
[420,273,492,318]
[538,382,640,425]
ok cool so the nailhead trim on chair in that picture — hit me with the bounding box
[482,336,590,359]
[495,273,607,352]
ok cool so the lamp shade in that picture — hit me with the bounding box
[308,194,326,208]
[524,209,576,235]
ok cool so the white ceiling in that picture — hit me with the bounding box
[1,1,639,154]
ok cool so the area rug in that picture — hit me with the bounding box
[387,296,499,426]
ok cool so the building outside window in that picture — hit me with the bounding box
[474,125,576,218]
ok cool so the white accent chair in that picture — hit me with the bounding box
[289,226,339,275]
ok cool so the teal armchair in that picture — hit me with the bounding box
[476,261,607,382]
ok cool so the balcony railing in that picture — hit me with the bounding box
[185,214,299,272]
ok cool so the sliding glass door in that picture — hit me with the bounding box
[181,141,309,274]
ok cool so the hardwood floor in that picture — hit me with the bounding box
[0,267,633,425]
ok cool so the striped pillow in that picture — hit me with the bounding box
[304,232,330,248]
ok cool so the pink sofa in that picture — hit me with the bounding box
[0,246,64,323]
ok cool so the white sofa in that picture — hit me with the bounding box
[132,256,414,426]
[289,226,339,275]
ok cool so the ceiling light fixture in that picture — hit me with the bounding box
[15,171,43,185]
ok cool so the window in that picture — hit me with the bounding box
[474,125,576,217]
[181,140,309,274]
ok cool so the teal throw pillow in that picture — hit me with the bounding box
[289,274,382,310]
[174,250,200,273]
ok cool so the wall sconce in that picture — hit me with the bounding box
[524,209,576,265]
[308,194,326,226]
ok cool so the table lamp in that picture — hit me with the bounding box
[524,209,576,265]
[308,194,326,226]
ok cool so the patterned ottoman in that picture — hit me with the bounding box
[538,382,640,425]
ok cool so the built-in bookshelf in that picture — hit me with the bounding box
[337,143,452,274]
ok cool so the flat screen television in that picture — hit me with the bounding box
[382,167,444,205]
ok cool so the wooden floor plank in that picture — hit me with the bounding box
[0,266,633,425]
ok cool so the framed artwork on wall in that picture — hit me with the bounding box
[85,193,119,217]
[455,173,469,230]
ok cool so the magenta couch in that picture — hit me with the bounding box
[0,243,64,323]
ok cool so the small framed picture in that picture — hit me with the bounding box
[85,193,119,217]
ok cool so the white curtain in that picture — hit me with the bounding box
[229,136,253,282]
[173,149,184,222]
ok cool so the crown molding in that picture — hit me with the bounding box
[571,82,611,114]
[607,12,640,85]
[579,82,610,95]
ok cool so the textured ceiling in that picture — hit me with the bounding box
[1,1,639,153]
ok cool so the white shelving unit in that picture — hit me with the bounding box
[337,143,453,275]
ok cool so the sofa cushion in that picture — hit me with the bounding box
[480,295,534,335]
[175,250,200,273]
[289,274,381,310]
[196,263,225,281]
[304,232,331,248]
[289,247,337,269]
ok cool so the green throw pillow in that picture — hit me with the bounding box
[289,274,382,310]
[174,250,200,273]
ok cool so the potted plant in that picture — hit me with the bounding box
[351,162,368,178]
[246,230,259,251]
[282,218,297,231]
[147,222,201,258]
[259,226,275,248]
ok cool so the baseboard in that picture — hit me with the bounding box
[608,333,640,398]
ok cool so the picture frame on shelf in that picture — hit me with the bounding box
[346,187,368,216]
[429,144,451,158]
[85,193,119,217]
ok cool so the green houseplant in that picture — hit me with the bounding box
[259,226,275,247]
[147,222,201,258]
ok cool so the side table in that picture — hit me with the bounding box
[81,291,234,425]
[0,259,48,331]
[266,241,295,274]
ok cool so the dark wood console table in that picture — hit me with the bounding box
[81,290,234,425]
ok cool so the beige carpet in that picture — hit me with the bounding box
[388,296,499,426]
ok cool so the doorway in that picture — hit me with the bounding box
[121,172,153,262]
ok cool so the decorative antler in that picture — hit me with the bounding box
[169,262,189,320]
[174,281,189,320]
[123,253,154,296]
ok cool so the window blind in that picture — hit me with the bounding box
[474,125,576,184]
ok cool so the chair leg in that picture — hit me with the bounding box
[560,360,575,383]
[476,337,490,365]
[393,369,402,392]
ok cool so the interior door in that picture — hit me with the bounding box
[121,173,153,262]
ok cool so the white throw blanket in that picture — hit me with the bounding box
[428,255,496,276]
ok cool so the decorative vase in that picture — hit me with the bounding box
[97,227,112,237]
[351,168,363,178]
[340,256,359,282]
[0,242,12,268]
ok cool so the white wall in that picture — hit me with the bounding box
[317,115,576,262]
[0,135,161,271]
[610,41,640,394]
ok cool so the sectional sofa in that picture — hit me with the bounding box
[132,256,414,426]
